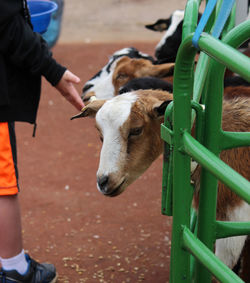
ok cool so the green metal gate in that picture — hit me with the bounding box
[161,0,250,282]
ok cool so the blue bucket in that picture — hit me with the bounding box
[28,0,58,34]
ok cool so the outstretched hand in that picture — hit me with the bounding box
[55,70,85,111]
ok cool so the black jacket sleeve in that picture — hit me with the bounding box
[0,3,66,86]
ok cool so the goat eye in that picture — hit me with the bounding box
[116,73,128,80]
[129,127,143,138]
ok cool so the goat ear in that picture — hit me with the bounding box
[134,60,174,78]
[152,100,172,118]
[145,19,170,32]
[147,63,175,78]
[71,100,106,120]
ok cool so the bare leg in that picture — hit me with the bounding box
[0,195,23,259]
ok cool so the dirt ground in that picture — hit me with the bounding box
[59,0,189,43]
[17,42,173,283]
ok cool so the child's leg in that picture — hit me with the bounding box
[0,195,23,259]
[0,122,23,259]
[0,123,57,281]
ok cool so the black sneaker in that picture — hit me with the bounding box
[0,254,57,283]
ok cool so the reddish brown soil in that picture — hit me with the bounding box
[16,42,250,283]
[17,42,172,283]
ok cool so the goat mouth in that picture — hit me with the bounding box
[105,179,126,197]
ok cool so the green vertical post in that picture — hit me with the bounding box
[194,58,223,283]
[170,37,197,283]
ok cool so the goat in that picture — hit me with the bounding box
[82,47,155,101]
[82,55,174,103]
[72,89,250,272]
[145,10,185,63]
[146,10,201,63]
[146,9,250,64]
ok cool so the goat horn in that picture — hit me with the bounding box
[70,107,87,120]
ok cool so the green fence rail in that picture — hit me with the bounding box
[161,0,250,282]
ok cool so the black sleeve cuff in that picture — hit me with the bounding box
[41,57,67,86]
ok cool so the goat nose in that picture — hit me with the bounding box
[97,175,109,193]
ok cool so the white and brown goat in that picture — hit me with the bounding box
[72,89,250,271]
[82,54,174,103]
[82,51,249,105]
[82,47,154,101]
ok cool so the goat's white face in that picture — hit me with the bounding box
[96,93,138,196]
[84,59,118,101]
[72,90,173,197]
[96,91,173,197]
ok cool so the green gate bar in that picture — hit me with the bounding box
[182,227,244,283]
[182,131,250,203]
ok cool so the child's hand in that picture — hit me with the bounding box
[55,70,85,111]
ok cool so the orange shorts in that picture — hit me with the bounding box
[0,122,19,195]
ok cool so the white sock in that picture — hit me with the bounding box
[1,249,29,275]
